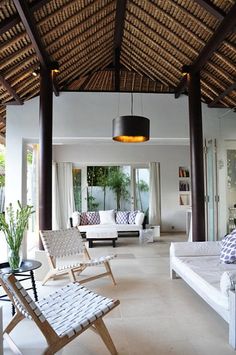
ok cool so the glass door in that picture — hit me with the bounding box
[204,139,218,241]
[133,167,149,214]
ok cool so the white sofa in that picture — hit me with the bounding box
[170,241,236,349]
[70,210,144,234]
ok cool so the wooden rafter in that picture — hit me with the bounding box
[0,0,49,36]
[113,0,126,91]
[209,81,236,107]
[0,74,23,105]
[12,0,59,96]
[175,2,236,98]
[194,0,225,21]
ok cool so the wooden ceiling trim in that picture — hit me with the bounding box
[13,74,38,94]
[0,0,49,36]
[0,73,23,104]
[175,1,236,98]
[39,1,115,49]
[130,3,234,87]
[58,37,113,79]
[13,0,51,68]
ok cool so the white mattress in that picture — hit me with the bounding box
[171,255,236,322]
[78,224,142,233]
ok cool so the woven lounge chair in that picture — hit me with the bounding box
[39,228,116,286]
[0,273,120,355]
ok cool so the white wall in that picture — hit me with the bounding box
[53,144,190,231]
[5,92,236,235]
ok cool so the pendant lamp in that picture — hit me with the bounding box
[112,93,150,143]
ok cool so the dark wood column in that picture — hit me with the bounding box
[188,70,206,242]
[39,66,53,249]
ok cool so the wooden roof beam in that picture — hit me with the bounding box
[0,74,23,105]
[208,81,236,107]
[13,0,59,96]
[175,2,236,99]
[194,0,225,21]
[0,0,49,36]
[113,0,126,91]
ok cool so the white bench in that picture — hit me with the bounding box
[170,241,236,349]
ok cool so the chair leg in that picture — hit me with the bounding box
[42,270,56,286]
[94,318,118,355]
[104,262,116,286]
[68,269,77,282]
[4,312,24,334]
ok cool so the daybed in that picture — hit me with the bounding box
[170,241,236,349]
[70,209,144,234]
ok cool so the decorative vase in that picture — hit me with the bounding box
[8,247,22,270]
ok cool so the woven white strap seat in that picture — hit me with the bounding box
[0,273,119,355]
[57,254,116,271]
[40,228,117,286]
[37,282,117,338]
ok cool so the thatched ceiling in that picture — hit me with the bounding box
[0,0,236,136]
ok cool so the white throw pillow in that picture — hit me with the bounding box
[135,212,145,225]
[220,271,236,296]
[99,210,116,224]
[72,211,80,227]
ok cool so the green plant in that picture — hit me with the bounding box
[107,167,130,210]
[0,201,34,269]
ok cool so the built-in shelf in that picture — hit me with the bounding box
[179,167,191,206]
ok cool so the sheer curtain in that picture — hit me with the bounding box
[52,162,75,229]
[149,162,161,226]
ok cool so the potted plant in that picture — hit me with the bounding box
[0,201,34,270]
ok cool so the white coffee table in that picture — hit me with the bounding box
[86,228,118,248]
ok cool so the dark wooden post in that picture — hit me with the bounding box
[188,70,205,242]
[39,66,53,249]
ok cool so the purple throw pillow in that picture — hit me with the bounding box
[220,230,236,264]
[86,212,100,225]
[129,210,139,224]
[116,211,130,224]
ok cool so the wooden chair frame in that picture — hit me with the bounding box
[0,274,120,355]
[40,228,116,286]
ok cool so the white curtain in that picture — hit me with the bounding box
[149,162,161,226]
[52,162,75,229]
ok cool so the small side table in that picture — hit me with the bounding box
[0,259,42,315]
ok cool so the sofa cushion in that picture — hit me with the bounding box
[80,212,88,225]
[72,211,80,227]
[116,211,130,224]
[135,211,145,225]
[86,211,100,225]
[129,210,139,224]
[99,210,116,225]
[220,230,236,264]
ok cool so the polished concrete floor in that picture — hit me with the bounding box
[2,233,236,355]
